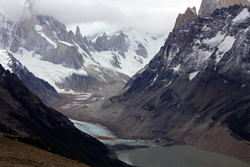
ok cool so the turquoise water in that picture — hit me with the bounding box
[117,145,250,167]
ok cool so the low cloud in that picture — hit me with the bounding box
[0,0,24,22]
[0,0,202,37]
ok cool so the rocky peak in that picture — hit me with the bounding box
[198,0,250,17]
[218,0,250,7]
[94,33,111,52]
[75,26,91,56]
[174,7,198,30]
[190,7,198,15]
[136,43,148,59]
[198,0,221,17]
[76,26,81,37]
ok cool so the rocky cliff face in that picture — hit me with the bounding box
[55,65,129,94]
[198,0,221,17]
[219,0,250,8]
[85,5,250,164]
[0,13,85,70]
[199,0,249,17]
[174,7,198,30]
[0,64,130,167]
[176,0,250,31]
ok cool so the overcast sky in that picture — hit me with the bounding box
[0,0,202,37]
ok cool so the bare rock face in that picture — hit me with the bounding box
[174,7,198,30]
[136,43,148,58]
[91,31,129,58]
[198,0,221,17]
[198,0,249,17]
[219,0,250,7]
[0,13,85,70]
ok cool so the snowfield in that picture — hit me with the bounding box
[0,27,165,94]
[87,28,166,77]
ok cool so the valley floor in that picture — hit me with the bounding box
[0,135,90,167]
[53,92,250,165]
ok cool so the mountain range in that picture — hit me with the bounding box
[75,3,250,164]
[0,3,164,100]
[1,0,250,166]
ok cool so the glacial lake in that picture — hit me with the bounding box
[117,145,250,167]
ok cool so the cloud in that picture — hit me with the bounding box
[0,0,25,22]
[32,0,127,24]
[0,0,202,37]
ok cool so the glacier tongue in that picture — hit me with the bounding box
[12,49,88,93]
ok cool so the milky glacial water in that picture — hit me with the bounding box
[117,145,250,167]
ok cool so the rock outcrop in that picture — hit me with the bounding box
[198,0,221,17]
[174,7,198,30]
[219,0,250,7]
[198,0,250,17]
[136,43,148,58]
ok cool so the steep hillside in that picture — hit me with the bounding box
[0,136,90,167]
[80,5,250,164]
[0,64,130,167]
[0,50,60,107]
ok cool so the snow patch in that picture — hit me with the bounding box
[172,64,181,72]
[218,36,235,52]
[216,36,235,63]
[0,49,12,71]
[150,74,158,86]
[165,80,172,88]
[233,8,250,22]
[189,71,199,81]
[40,33,57,48]
[34,25,42,32]
[34,25,57,48]
[203,31,224,47]
[58,40,74,46]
